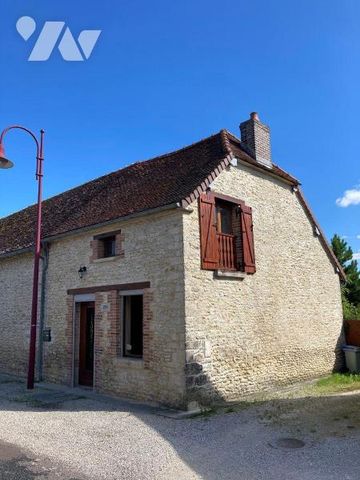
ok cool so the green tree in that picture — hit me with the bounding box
[331,234,360,313]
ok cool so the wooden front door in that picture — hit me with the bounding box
[78,302,95,387]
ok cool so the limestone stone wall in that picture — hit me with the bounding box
[44,209,186,407]
[183,162,344,405]
[0,209,187,408]
[0,252,34,376]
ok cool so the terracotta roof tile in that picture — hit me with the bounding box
[0,130,299,256]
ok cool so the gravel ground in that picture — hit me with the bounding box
[0,374,360,479]
[0,438,84,479]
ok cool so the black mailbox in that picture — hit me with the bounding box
[42,328,51,342]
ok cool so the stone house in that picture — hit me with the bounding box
[0,113,345,408]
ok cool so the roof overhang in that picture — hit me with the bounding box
[0,201,185,259]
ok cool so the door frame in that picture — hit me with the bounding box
[78,301,95,387]
[72,294,95,388]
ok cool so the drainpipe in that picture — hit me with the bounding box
[36,242,49,382]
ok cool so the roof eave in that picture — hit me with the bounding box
[0,202,183,259]
[295,187,346,281]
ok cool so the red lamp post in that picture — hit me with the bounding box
[0,126,45,389]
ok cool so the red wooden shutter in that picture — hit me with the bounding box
[199,192,219,270]
[240,205,256,274]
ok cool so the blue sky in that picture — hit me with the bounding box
[1,0,359,258]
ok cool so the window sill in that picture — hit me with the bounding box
[116,357,144,369]
[215,270,246,279]
[93,255,119,264]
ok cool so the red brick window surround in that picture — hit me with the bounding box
[116,289,153,368]
[106,286,153,369]
[65,282,153,391]
[90,230,125,262]
[122,294,143,359]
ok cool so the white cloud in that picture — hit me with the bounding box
[357,235,360,240]
[336,187,360,207]
[353,252,360,261]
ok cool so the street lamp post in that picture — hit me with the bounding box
[0,125,45,390]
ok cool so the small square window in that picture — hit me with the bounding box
[102,236,116,258]
[91,230,124,262]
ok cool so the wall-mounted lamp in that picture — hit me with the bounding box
[78,266,87,279]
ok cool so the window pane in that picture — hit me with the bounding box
[216,204,233,234]
[102,236,116,257]
[123,295,143,358]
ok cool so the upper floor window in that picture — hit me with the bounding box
[199,191,256,274]
[102,235,116,258]
[90,230,125,262]
[216,201,233,234]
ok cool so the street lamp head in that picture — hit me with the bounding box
[0,143,14,169]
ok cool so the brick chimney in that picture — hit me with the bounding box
[240,112,272,167]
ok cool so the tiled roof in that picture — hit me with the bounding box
[0,129,300,257]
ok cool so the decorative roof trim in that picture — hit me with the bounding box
[220,129,233,155]
[180,154,233,207]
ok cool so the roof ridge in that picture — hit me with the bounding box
[1,131,226,223]
[224,129,242,144]
[0,128,301,259]
[225,129,300,182]
[134,130,225,165]
[221,130,257,161]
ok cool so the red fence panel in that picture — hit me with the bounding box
[345,320,360,347]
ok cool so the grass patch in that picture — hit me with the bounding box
[315,373,360,393]
[190,407,218,419]
[190,400,260,419]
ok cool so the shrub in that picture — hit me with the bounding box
[342,285,360,320]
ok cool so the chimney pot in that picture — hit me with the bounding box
[250,112,259,121]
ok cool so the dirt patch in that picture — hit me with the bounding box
[11,391,86,410]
